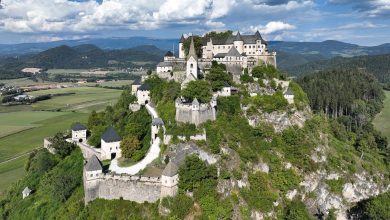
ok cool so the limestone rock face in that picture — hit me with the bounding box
[247,109,310,132]
[299,170,389,218]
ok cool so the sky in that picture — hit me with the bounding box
[0,0,389,46]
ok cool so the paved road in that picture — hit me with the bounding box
[109,103,161,175]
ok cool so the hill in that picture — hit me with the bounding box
[269,40,390,59]
[283,54,390,83]
[0,44,165,79]
[1,64,389,219]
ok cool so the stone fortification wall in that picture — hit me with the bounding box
[175,103,216,126]
[84,172,171,204]
[79,143,101,160]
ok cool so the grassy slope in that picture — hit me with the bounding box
[373,90,390,143]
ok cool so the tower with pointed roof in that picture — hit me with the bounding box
[179,34,186,59]
[186,37,198,80]
[233,31,244,54]
[101,127,122,160]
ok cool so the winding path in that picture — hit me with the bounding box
[109,104,162,175]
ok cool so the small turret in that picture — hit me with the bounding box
[179,35,186,59]
[192,98,200,111]
[234,31,243,42]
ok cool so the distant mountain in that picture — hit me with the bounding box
[268,40,390,59]
[284,54,390,83]
[0,44,165,79]
[0,37,177,56]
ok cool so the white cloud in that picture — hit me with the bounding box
[247,21,296,34]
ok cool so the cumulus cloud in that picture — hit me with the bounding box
[246,21,296,34]
[328,0,390,17]
[0,0,312,34]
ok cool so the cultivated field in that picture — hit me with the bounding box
[373,90,390,143]
[26,87,122,112]
[0,86,124,194]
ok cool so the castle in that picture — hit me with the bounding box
[156,30,276,84]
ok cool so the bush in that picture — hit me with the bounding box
[284,200,313,220]
[251,91,288,113]
[242,172,278,212]
[162,194,193,219]
[251,65,280,79]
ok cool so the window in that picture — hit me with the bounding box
[190,63,193,68]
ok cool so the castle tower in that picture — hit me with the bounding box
[186,37,198,79]
[71,122,87,143]
[179,35,186,59]
[84,155,103,204]
[160,162,179,197]
[233,31,244,54]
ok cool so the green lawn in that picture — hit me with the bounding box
[373,90,390,144]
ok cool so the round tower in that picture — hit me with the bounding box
[179,35,186,59]
[233,31,244,54]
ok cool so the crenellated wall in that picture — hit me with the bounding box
[84,171,177,204]
[175,103,216,126]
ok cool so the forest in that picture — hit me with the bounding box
[287,54,390,84]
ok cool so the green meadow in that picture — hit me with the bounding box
[373,90,390,143]
[0,86,124,194]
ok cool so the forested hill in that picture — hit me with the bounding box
[0,44,165,79]
[284,54,390,83]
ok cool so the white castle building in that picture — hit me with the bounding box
[101,127,122,160]
[178,31,277,69]
[71,123,87,143]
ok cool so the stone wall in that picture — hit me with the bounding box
[176,103,216,126]
[84,172,178,204]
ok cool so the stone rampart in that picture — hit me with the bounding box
[175,103,216,126]
[84,172,176,204]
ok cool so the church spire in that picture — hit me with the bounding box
[187,37,197,61]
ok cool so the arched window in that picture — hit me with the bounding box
[190,63,193,68]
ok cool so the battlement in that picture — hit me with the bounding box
[84,165,178,204]
[175,96,217,126]
[99,172,161,183]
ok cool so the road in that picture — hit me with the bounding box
[109,103,162,175]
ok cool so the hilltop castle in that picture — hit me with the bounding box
[156,30,276,82]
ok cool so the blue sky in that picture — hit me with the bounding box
[0,0,388,45]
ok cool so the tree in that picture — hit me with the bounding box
[49,133,76,158]
[205,64,232,91]
[120,136,141,158]
[181,80,212,103]
[178,155,217,192]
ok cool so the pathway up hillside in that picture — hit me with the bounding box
[109,104,162,175]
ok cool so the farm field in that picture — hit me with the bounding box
[373,90,390,143]
[26,87,122,112]
[0,78,52,87]
[0,85,124,193]
[0,157,27,195]
[0,111,66,138]
[86,80,133,88]
[0,112,88,194]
